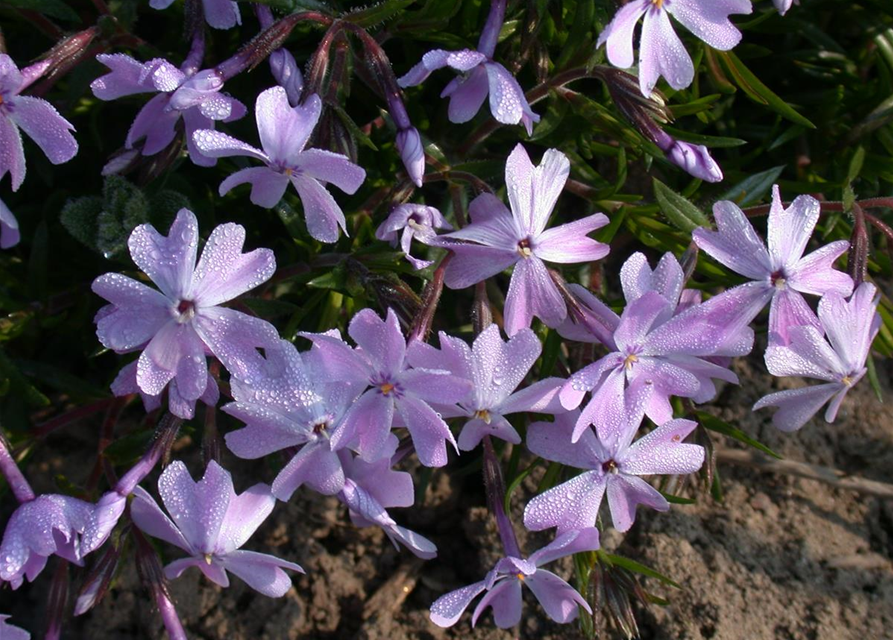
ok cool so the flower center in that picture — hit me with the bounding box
[380,383,395,395]
[517,238,533,258]
[602,459,619,474]
[516,572,525,581]
[842,375,853,386]
[770,270,787,289]
[623,354,639,370]
[175,299,196,323]
[312,421,329,435]
[651,0,665,7]
[203,553,213,565]
[474,409,492,424]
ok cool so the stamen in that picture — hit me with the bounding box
[380,383,395,396]
[176,299,196,323]
[602,459,618,474]
[623,354,639,370]
[652,0,664,7]
[203,554,213,565]
[517,238,533,258]
[474,409,492,424]
[842,376,852,386]
[284,167,293,176]
[516,572,525,581]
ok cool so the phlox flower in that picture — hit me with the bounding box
[223,338,365,501]
[150,0,240,30]
[300,308,472,467]
[598,0,752,96]
[693,185,853,345]
[131,460,303,597]
[437,144,609,336]
[1,197,19,249]
[524,393,704,534]
[0,494,93,589]
[91,52,246,167]
[0,615,29,640]
[193,86,366,243]
[0,54,78,191]
[429,528,599,628]
[92,208,279,419]
[754,282,880,432]
[375,204,452,270]
[407,324,565,450]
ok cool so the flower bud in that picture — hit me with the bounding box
[666,140,724,183]
[396,127,425,187]
[270,49,303,107]
[74,530,125,615]
[167,69,224,111]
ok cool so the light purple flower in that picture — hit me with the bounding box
[754,282,880,432]
[223,338,365,501]
[0,54,78,191]
[429,527,599,628]
[193,87,366,243]
[150,0,240,29]
[375,204,452,270]
[693,185,854,345]
[437,144,610,336]
[91,52,246,167]
[0,494,93,589]
[1,196,20,248]
[397,0,540,134]
[0,615,29,640]
[337,439,437,559]
[598,0,753,96]
[300,308,472,467]
[559,252,750,442]
[92,208,279,419]
[109,359,221,418]
[131,460,303,597]
[407,324,565,450]
[523,403,704,534]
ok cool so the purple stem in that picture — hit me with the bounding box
[482,436,521,559]
[477,0,507,59]
[0,437,35,503]
[181,28,206,76]
[114,414,183,497]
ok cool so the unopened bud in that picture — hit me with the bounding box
[270,49,303,106]
[75,529,125,615]
[396,127,425,187]
[666,140,724,183]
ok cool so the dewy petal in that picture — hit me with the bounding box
[442,244,519,289]
[216,481,275,553]
[126,94,179,155]
[529,528,601,568]
[525,569,590,623]
[0,114,26,191]
[128,208,198,300]
[398,49,486,88]
[693,200,771,280]
[766,325,842,380]
[0,196,20,248]
[753,383,842,432]
[191,307,280,381]
[0,54,25,94]
[273,443,345,500]
[620,252,685,306]
[667,0,751,51]
[598,0,648,68]
[348,307,406,374]
[484,62,526,127]
[156,461,219,552]
[395,395,457,467]
[0,615,30,640]
[92,274,170,351]
[527,411,602,471]
[429,579,490,627]
[331,390,395,462]
[91,53,159,99]
[293,148,366,194]
[530,149,571,237]
[523,471,606,534]
[504,255,567,335]
[291,175,347,243]
[498,376,565,416]
[534,213,610,263]
[437,204,519,251]
[219,166,290,208]
[622,418,704,476]
[767,288,821,346]
[256,88,320,164]
[472,578,522,629]
[819,282,879,373]
[638,6,694,95]
[191,222,276,307]
[222,550,302,598]
[202,0,241,29]
[786,240,854,297]
[606,474,668,532]
[766,188,818,271]
[130,487,192,552]
[504,144,536,235]
[446,66,490,124]
[192,129,268,162]
[457,415,520,450]
[9,96,78,165]
[613,290,672,352]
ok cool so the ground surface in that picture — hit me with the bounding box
[4,353,893,640]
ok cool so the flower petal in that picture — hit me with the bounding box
[130,486,191,552]
[693,200,771,280]
[429,579,490,628]
[191,222,276,307]
[128,208,198,300]
[523,471,606,534]
[9,96,77,165]
[472,578,522,628]
[525,569,590,623]
[638,7,694,95]
[606,474,668,532]
[598,1,649,68]
[291,175,347,243]
[504,256,566,336]
[622,418,704,475]
[0,111,27,191]
[223,550,303,598]
[218,481,276,552]
[753,383,843,432]
[534,213,609,264]
[256,88,320,164]
[668,0,750,51]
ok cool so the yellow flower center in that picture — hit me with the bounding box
[474,409,492,424]
[516,572,525,581]
[380,383,395,396]
[623,354,639,370]
[203,554,213,565]
[517,238,533,258]
[284,167,293,176]
[652,0,664,7]
[842,376,852,386]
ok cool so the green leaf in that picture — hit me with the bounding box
[652,179,710,233]
[345,0,416,27]
[599,552,682,589]
[659,491,696,505]
[846,146,866,186]
[3,0,79,21]
[15,359,109,399]
[716,51,816,128]
[696,411,782,459]
[504,459,543,513]
[719,166,785,207]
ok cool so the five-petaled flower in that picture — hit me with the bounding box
[437,144,610,336]
[375,204,452,270]
[92,208,279,419]
[193,86,366,243]
[131,460,303,597]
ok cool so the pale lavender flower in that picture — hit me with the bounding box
[92,208,279,419]
[0,494,94,589]
[437,144,610,336]
[523,401,704,533]
[150,0,240,30]
[407,325,565,450]
[754,282,880,432]
[193,87,366,243]
[0,54,78,191]
[223,338,364,501]
[429,528,599,628]
[256,4,303,106]
[108,359,220,418]
[300,308,472,467]
[91,48,246,167]
[0,615,29,640]
[559,252,752,443]
[337,438,438,559]
[397,0,540,134]
[375,204,452,270]
[693,185,854,345]
[131,460,303,597]
[1,196,20,248]
[598,0,753,96]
